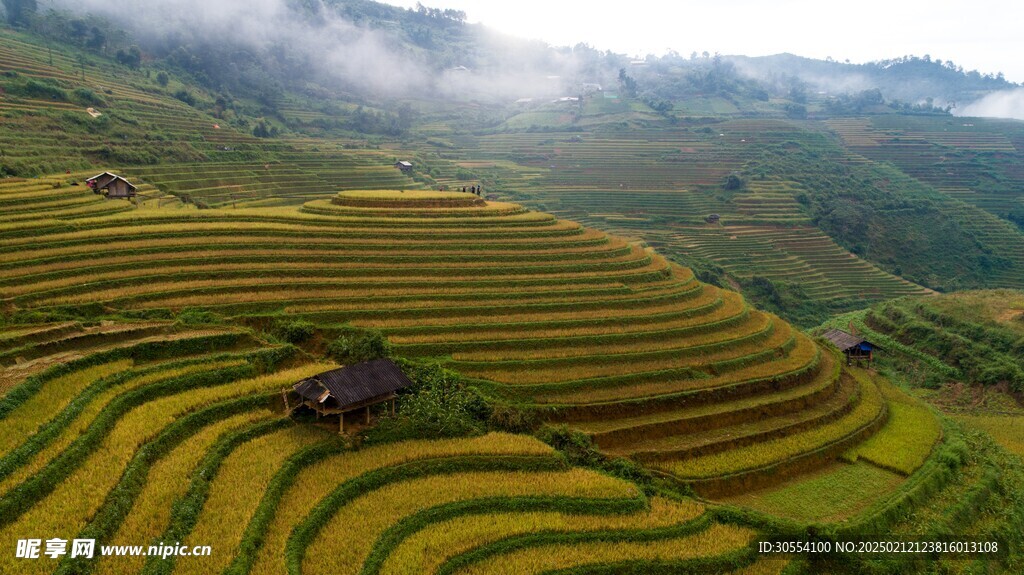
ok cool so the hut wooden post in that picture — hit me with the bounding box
[390,399,395,416]
[339,413,344,434]
[365,405,371,425]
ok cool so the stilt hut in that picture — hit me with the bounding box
[290,359,413,433]
[85,172,118,193]
[821,328,880,366]
[102,176,137,199]
[86,172,137,199]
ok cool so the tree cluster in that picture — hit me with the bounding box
[2,0,35,27]
[412,3,466,24]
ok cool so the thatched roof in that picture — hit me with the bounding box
[105,176,137,191]
[86,172,118,188]
[821,328,879,352]
[293,359,413,410]
[85,171,117,182]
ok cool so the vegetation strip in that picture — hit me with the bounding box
[55,400,283,575]
[0,331,248,419]
[361,495,648,575]
[131,418,295,575]
[0,352,249,483]
[221,440,350,575]
[433,514,733,575]
[284,455,568,575]
[0,347,294,527]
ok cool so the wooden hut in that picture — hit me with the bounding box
[289,358,413,433]
[85,172,118,194]
[706,213,721,224]
[394,160,413,173]
[821,328,880,366]
[102,176,137,199]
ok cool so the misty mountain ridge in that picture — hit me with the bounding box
[3,0,1023,121]
[725,52,1021,117]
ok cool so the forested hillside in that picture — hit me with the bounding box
[3,2,1024,573]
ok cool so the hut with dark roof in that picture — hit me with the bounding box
[102,176,137,199]
[85,172,118,193]
[86,172,137,199]
[821,328,880,366]
[290,358,413,433]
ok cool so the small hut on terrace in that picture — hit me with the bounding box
[394,160,414,173]
[821,328,880,366]
[289,359,413,433]
[85,172,118,193]
[86,172,137,199]
[102,176,137,199]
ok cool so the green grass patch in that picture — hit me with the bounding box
[722,461,904,523]
[843,371,941,475]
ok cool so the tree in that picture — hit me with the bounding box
[788,84,808,104]
[363,362,490,443]
[69,19,87,38]
[2,0,37,27]
[86,26,106,51]
[156,71,169,87]
[327,328,391,365]
[252,121,270,138]
[783,103,807,119]
[115,45,142,69]
[724,173,745,190]
[617,68,637,97]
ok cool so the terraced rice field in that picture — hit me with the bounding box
[0,317,764,573]
[423,121,935,309]
[672,224,930,302]
[0,180,956,573]
[1,186,917,499]
[0,31,419,208]
[827,115,1024,220]
[0,24,1009,573]
[127,154,419,208]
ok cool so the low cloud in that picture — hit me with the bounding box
[956,89,1024,121]
[48,0,591,101]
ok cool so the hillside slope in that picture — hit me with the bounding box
[4,15,1024,331]
[0,179,887,495]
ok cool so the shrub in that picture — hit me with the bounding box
[364,364,490,444]
[174,89,197,106]
[723,173,744,190]
[72,87,104,107]
[177,308,221,325]
[115,45,142,69]
[539,425,654,484]
[326,327,391,365]
[22,79,68,101]
[275,319,315,344]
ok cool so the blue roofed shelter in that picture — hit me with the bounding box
[291,358,413,433]
[821,328,880,366]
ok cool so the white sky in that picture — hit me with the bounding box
[384,0,1024,83]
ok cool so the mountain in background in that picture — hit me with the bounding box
[727,52,1016,109]
[4,0,1021,120]
[2,0,1024,327]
